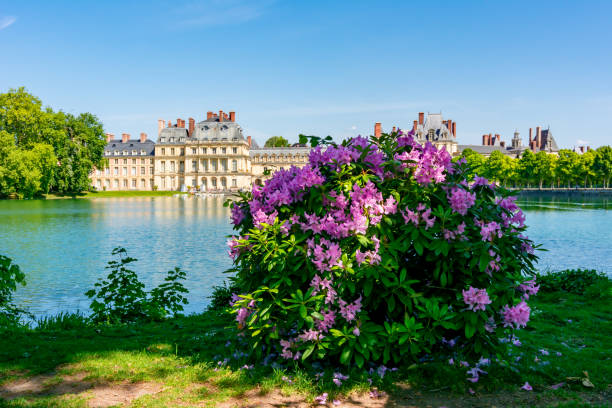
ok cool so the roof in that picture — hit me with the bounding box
[192,120,245,141]
[458,145,505,155]
[416,113,454,142]
[104,139,155,156]
[539,129,559,152]
[158,127,189,144]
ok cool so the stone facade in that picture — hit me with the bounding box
[90,111,311,192]
[90,133,155,191]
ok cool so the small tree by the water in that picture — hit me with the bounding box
[226,131,539,368]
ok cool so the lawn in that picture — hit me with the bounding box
[0,291,610,407]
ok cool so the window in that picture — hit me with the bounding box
[221,178,227,188]
[141,159,145,164]
[114,167,118,175]
[123,159,128,164]
[179,161,184,172]
[105,168,109,175]
[170,137,175,142]
[140,167,145,175]
[123,179,128,187]
[221,159,227,172]
[171,148,175,155]
[132,150,137,156]
[232,160,237,172]
[161,148,165,155]
[161,177,166,188]
[212,148,217,154]
[191,148,197,154]
[192,160,197,171]
[140,150,146,155]
[131,167,136,175]
[232,178,237,187]
[201,147,207,154]
[105,151,110,156]
[132,159,136,165]
[161,161,166,172]
[123,151,128,155]
[192,178,196,187]
[149,167,153,174]
[232,147,237,154]
[114,151,119,155]
[105,180,110,189]
[131,179,136,188]
[180,148,185,155]
[141,179,146,188]
[114,180,119,188]
[96,180,101,188]
[222,147,227,154]
[170,161,175,172]
[202,159,208,172]
[122,167,127,176]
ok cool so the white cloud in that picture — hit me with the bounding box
[268,101,430,117]
[576,139,590,145]
[0,16,16,30]
[351,125,357,130]
[174,0,272,27]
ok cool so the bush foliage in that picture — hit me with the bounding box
[538,269,610,296]
[225,132,540,367]
[0,254,28,326]
[85,247,189,323]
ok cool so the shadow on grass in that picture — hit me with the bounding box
[1,295,611,407]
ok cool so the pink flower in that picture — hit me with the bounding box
[314,393,328,405]
[521,382,533,391]
[502,301,531,329]
[315,310,336,333]
[518,278,540,300]
[448,187,476,216]
[462,287,492,312]
[339,296,362,322]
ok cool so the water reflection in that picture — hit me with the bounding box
[0,195,609,318]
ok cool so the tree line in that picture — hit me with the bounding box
[0,88,106,198]
[459,147,612,189]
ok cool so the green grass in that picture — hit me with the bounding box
[0,293,610,407]
[44,191,187,199]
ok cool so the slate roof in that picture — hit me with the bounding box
[104,139,155,156]
[539,129,559,152]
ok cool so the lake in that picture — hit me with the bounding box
[0,195,610,319]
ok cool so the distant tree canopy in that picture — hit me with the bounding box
[0,87,106,198]
[264,136,289,147]
[457,146,612,188]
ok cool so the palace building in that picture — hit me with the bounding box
[90,111,311,192]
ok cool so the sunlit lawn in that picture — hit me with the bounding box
[0,292,610,407]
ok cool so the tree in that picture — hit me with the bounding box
[264,136,289,147]
[578,150,597,188]
[0,87,105,196]
[593,146,612,188]
[459,148,485,179]
[532,151,556,189]
[556,149,580,188]
[518,150,536,188]
[482,151,515,187]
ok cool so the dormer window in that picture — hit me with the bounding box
[132,150,137,155]
[159,137,165,143]
[170,137,175,142]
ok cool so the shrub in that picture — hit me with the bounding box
[538,269,610,295]
[85,247,189,323]
[0,255,29,326]
[209,281,241,311]
[225,132,540,367]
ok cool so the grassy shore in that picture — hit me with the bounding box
[44,191,187,199]
[0,291,610,407]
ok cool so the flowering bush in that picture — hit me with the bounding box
[225,131,539,367]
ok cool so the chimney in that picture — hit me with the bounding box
[531,140,537,151]
[167,120,172,128]
[229,111,236,122]
[412,120,418,132]
[392,126,396,133]
[500,141,506,148]
[536,126,542,148]
[587,146,591,151]
[488,133,493,145]
[158,120,165,136]
[122,133,130,143]
[175,119,182,128]
[580,146,585,153]
[219,110,224,122]
[452,122,456,137]
[207,111,213,120]
[418,112,424,125]
[446,120,451,131]
[374,122,382,138]
[529,128,533,143]
[140,132,147,143]
[247,135,252,148]
[188,118,195,136]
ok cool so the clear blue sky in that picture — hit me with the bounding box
[1,0,611,148]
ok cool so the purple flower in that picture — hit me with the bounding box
[462,287,492,312]
[314,393,328,405]
[315,310,336,333]
[230,204,245,225]
[521,382,533,391]
[448,187,476,216]
[502,301,531,329]
[338,296,362,322]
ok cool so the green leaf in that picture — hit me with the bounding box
[354,352,365,368]
[302,344,315,361]
[299,305,307,319]
[340,347,352,364]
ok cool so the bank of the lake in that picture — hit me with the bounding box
[43,191,189,199]
[1,290,610,407]
[0,195,610,319]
